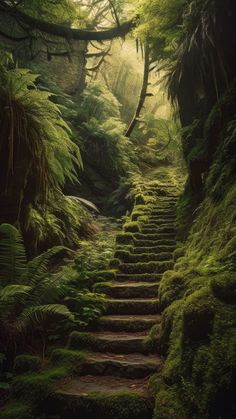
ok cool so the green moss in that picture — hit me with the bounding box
[68,331,97,351]
[50,348,85,373]
[211,272,236,303]
[121,261,173,274]
[12,367,68,402]
[53,391,152,419]
[159,271,186,310]
[154,386,187,419]
[116,232,134,245]
[13,355,42,375]
[123,221,141,233]
[109,258,121,268]
[0,402,34,419]
[92,270,116,282]
[182,288,215,344]
[114,249,130,261]
[173,246,185,261]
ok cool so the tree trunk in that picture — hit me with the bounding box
[125,42,150,137]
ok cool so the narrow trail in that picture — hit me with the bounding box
[51,182,179,419]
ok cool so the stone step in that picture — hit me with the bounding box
[121,252,173,264]
[95,282,159,298]
[134,232,176,241]
[141,227,176,235]
[119,261,174,274]
[69,331,151,354]
[134,238,176,248]
[99,314,161,332]
[132,245,176,254]
[106,298,159,315]
[148,216,176,224]
[80,352,161,379]
[49,376,153,419]
[141,222,176,230]
[150,209,175,217]
[116,273,162,282]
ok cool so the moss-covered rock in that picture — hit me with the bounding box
[182,289,215,344]
[12,367,68,402]
[13,355,42,375]
[154,386,186,419]
[50,348,85,373]
[211,272,236,304]
[116,233,134,245]
[0,402,34,419]
[123,221,141,233]
[49,391,153,419]
[159,271,186,310]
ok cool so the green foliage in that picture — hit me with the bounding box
[0,56,92,251]
[0,223,106,355]
[13,355,42,375]
[77,81,137,193]
[0,402,34,419]
[12,367,68,402]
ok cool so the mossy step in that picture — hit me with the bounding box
[49,376,153,419]
[148,217,176,224]
[120,252,173,264]
[132,245,176,254]
[95,282,159,298]
[115,250,173,264]
[134,233,176,241]
[141,222,176,230]
[106,298,159,315]
[119,261,174,274]
[80,352,161,379]
[134,239,176,248]
[99,314,161,332]
[150,210,176,217]
[69,331,151,354]
[141,227,176,235]
[116,273,162,282]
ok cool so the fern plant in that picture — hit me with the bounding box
[0,53,93,251]
[0,224,74,355]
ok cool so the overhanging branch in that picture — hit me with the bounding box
[0,3,136,41]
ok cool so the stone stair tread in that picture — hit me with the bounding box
[100,314,161,322]
[133,246,175,253]
[91,331,148,340]
[99,314,161,332]
[107,298,159,303]
[56,375,151,397]
[84,352,161,366]
[116,273,162,282]
[102,281,160,288]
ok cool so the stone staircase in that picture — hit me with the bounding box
[51,185,178,419]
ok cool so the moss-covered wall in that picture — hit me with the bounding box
[154,89,236,418]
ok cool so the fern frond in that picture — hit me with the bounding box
[0,224,27,284]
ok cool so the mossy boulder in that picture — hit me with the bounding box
[13,355,42,375]
[159,271,186,310]
[154,386,186,419]
[50,348,85,373]
[211,272,236,304]
[0,402,34,419]
[182,289,215,344]
[12,367,68,402]
[116,233,134,245]
[109,258,121,269]
[123,221,141,233]
[49,391,153,419]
